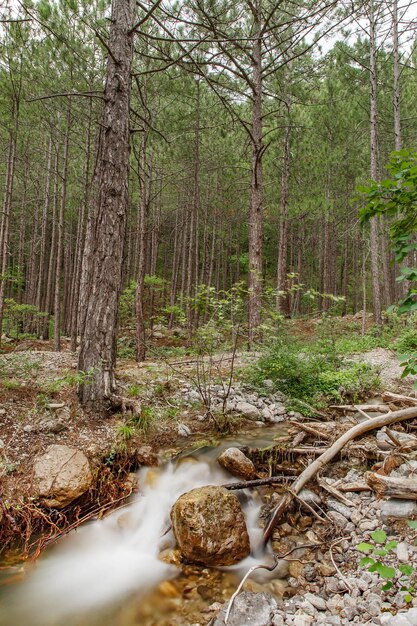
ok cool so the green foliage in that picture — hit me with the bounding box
[394,329,417,355]
[247,336,380,411]
[357,530,415,603]
[127,384,142,398]
[42,369,93,393]
[3,298,46,339]
[117,336,136,359]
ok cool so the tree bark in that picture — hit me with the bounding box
[369,1,382,325]
[78,0,135,410]
[248,0,263,343]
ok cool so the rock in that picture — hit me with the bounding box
[46,402,66,410]
[304,593,326,611]
[170,486,250,566]
[213,591,278,626]
[272,615,284,626]
[33,444,93,508]
[298,489,321,507]
[0,439,4,450]
[136,445,158,466]
[327,498,352,520]
[0,408,6,416]
[218,447,257,480]
[406,608,417,624]
[235,401,261,421]
[381,499,417,520]
[261,407,274,421]
[327,510,349,527]
[23,424,36,433]
[263,379,274,389]
[40,419,67,434]
[177,424,191,437]
[397,542,409,563]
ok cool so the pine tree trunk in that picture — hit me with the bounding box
[369,2,382,325]
[54,105,71,351]
[78,0,135,410]
[276,113,291,316]
[0,132,17,342]
[248,2,263,343]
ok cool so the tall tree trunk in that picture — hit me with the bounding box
[36,133,53,325]
[369,1,382,325]
[70,106,92,352]
[393,0,401,153]
[135,121,149,362]
[0,132,17,342]
[276,114,291,316]
[248,1,263,342]
[78,0,135,409]
[54,105,71,351]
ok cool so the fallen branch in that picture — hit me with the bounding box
[292,422,333,439]
[222,543,320,624]
[330,404,390,413]
[222,476,296,490]
[366,472,417,500]
[316,474,354,507]
[382,391,417,406]
[261,405,417,547]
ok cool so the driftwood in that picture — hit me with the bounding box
[382,391,417,405]
[366,472,417,500]
[338,481,371,492]
[222,476,296,490]
[261,406,417,547]
[330,403,390,413]
[316,475,353,506]
[292,422,333,439]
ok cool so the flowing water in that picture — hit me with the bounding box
[0,425,289,626]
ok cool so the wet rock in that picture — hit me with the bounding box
[213,591,278,626]
[136,445,158,466]
[235,401,261,421]
[218,447,257,480]
[33,444,93,508]
[171,485,250,566]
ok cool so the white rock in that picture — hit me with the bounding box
[381,499,417,520]
[261,407,274,421]
[397,542,409,563]
[177,424,191,437]
[235,401,261,420]
[304,593,326,611]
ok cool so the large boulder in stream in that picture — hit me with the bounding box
[170,485,250,566]
[218,447,257,480]
[33,444,93,508]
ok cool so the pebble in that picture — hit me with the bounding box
[303,593,326,611]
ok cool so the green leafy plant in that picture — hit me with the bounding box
[357,529,415,602]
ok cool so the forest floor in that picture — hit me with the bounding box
[2,317,417,625]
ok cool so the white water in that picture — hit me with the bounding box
[0,454,271,626]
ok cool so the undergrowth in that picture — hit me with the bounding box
[247,333,381,414]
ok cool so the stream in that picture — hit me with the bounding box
[0,425,290,626]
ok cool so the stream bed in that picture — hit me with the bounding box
[0,425,290,626]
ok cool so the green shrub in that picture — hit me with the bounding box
[247,338,380,411]
[394,328,417,355]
